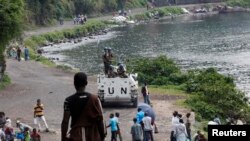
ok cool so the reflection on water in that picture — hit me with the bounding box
[57,13,250,97]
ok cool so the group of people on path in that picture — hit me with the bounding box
[106,113,122,141]
[8,47,30,62]
[132,108,157,141]
[0,110,43,141]
[73,14,87,25]
[171,111,207,141]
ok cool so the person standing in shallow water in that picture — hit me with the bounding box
[61,72,106,141]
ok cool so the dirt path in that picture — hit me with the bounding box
[0,59,190,141]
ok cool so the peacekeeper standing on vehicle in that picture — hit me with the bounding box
[102,47,113,75]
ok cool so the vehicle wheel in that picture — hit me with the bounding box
[132,98,138,108]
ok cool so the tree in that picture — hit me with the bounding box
[0,0,24,81]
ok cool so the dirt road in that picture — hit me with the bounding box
[0,59,189,141]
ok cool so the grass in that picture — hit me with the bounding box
[35,56,56,67]
[227,0,250,8]
[175,99,189,107]
[24,20,108,67]
[131,6,184,21]
[56,65,78,72]
[0,75,11,90]
[148,85,187,96]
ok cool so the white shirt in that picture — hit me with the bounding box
[171,116,179,131]
[0,128,5,141]
[142,116,153,131]
[113,117,120,124]
[172,116,179,125]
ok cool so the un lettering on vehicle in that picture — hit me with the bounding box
[108,87,127,95]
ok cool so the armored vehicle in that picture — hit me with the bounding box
[97,65,139,107]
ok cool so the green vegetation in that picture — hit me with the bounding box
[0,75,11,90]
[130,56,250,123]
[132,7,184,21]
[24,20,107,65]
[130,56,186,85]
[25,0,75,25]
[35,56,56,67]
[0,0,24,83]
[149,85,187,96]
[56,65,76,72]
[227,0,250,8]
[185,68,249,121]
[24,0,147,26]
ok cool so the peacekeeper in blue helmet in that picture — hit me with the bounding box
[117,63,128,78]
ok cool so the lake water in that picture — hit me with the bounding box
[53,13,250,97]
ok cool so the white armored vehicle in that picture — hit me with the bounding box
[97,65,139,107]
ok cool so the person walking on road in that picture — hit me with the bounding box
[106,113,118,141]
[34,99,49,132]
[61,72,106,141]
[131,118,143,141]
[24,47,29,61]
[114,112,122,141]
[17,47,22,62]
[142,113,154,141]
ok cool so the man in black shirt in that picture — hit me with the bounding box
[61,72,106,141]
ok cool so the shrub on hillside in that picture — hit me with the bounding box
[129,56,185,85]
[131,56,250,122]
[185,68,249,120]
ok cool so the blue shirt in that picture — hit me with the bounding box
[136,111,144,124]
[109,118,118,131]
[24,48,29,56]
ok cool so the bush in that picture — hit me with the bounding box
[131,56,250,122]
[227,0,250,8]
[128,56,182,85]
[132,7,184,21]
[185,68,249,120]
[0,75,11,90]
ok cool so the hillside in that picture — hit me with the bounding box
[24,0,147,26]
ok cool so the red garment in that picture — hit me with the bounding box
[31,132,40,141]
